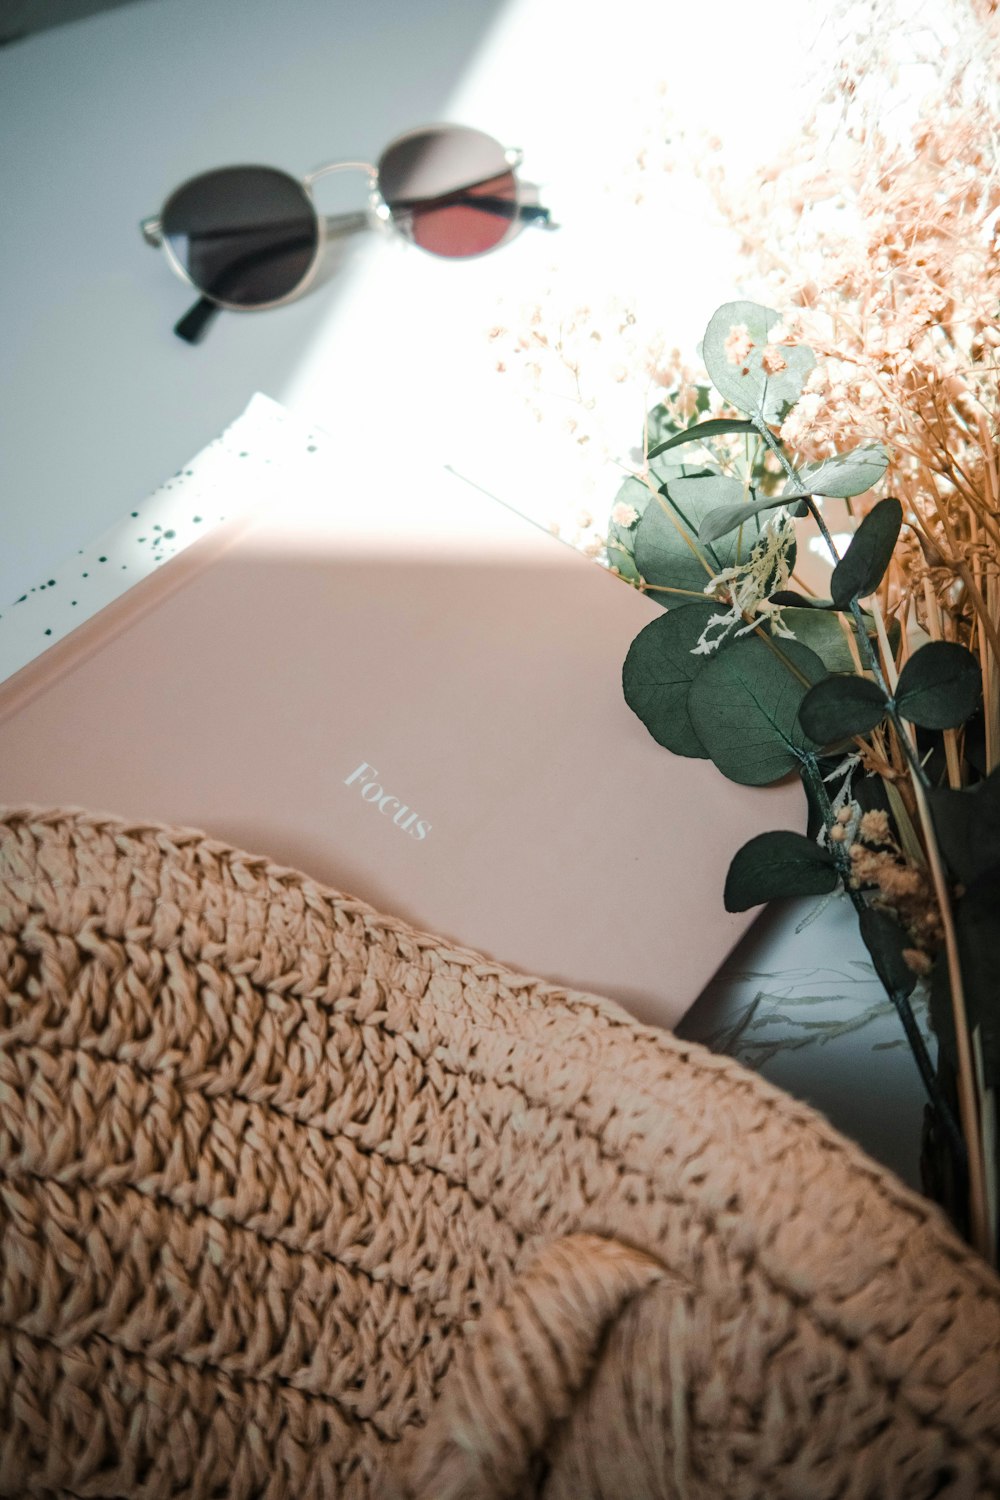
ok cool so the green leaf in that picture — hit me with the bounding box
[606,459,716,588]
[687,636,826,785]
[702,301,815,423]
[645,387,712,450]
[895,641,982,730]
[780,608,875,675]
[698,491,792,544]
[633,474,764,598]
[829,498,903,607]
[798,673,888,742]
[858,906,917,999]
[605,477,648,584]
[648,417,760,460]
[648,452,718,488]
[621,602,717,757]
[768,591,835,610]
[927,764,1000,885]
[782,444,890,501]
[724,829,839,911]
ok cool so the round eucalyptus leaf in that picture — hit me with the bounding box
[798,673,888,743]
[607,460,717,591]
[645,386,712,450]
[830,498,903,607]
[781,607,875,675]
[687,636,826,785]
[698,491,792,544]
[634,474,764,599]
[605,540,642,584]
[895,641,982,729]
[724,829,839,911]
[781,444,889,502]
[703,301,815,423]
[648,453,719,489]
[621,601,718,757]
[605,472,648,582]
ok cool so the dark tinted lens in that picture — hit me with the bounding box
[161,166,318,307]
[377,126,517,257]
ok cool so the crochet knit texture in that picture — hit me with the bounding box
[1,806,998,1499]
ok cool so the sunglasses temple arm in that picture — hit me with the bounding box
[519,204,555,227]
[167,193,544,345]
[172,212,370,343]
[389,188,555,229]
[174,296,220,345]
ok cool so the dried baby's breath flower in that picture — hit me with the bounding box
[858,809,892,844]
[706,0,1000,719]
[724,324,754,365]
[848,835,943,962]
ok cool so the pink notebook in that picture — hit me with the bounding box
[0,408,800,1028]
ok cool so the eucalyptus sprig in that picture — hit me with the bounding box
[614,300,997,1264]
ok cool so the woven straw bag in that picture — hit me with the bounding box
[1,806,998,1499]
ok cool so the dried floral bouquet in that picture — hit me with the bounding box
[609,293,999,1266]
[537,0,997,1267]
[485,0,1000,1262]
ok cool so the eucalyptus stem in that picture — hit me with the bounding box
[750,416,932,791]
[759,407,984,1242]
[779,432,989,1242]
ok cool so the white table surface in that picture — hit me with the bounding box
[0,0,930,1187]
[0,0,834,607]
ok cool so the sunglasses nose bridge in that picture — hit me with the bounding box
[303,159,377,188]
[305,158,385,240]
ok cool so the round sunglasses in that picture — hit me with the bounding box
[140,123,553,344]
